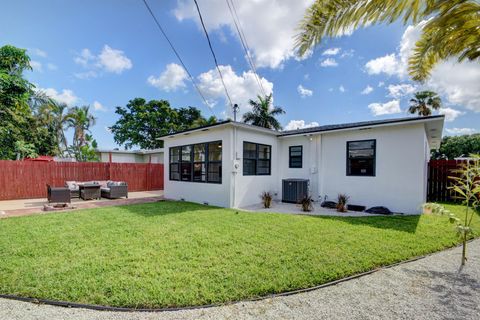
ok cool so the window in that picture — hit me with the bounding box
[169,141,222,183]
[289,146,302,168]
[243,142,271,175]
[347,139,376,176]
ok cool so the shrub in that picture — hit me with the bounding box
[260,191,273,208]
[300,195,314,212]
[336,193,350,212]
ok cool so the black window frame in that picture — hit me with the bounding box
[169,140,222,184]
[346,139,376,177]
[289,145,303,168]
[243,141,271,176]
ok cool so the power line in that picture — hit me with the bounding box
[226,0,266,97]
[141,0,215,117]
[193,0,234,108]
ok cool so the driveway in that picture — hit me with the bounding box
[1,239,479,320]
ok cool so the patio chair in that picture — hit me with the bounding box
[65,181,80,198]
[47,184,71,203]
[101,181,128,199]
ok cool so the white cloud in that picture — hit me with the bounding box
[387,83,416,98]
[40,88,79,106]
[365,54,400,76]
[93,101,107,112]
[174,0,314,69]
[368,100,401,116]
[361,85,373,95]
[285,120,319,131]
[303,73,310,80]
[365,20,480,112]
[319,58,338,67]
[74,45,132,76]
[297,84,313,98]
[322,48,341,56]
[196,65,273,117]
[97,45,132,74]
[147,63,188,92]
[438,107,464,122]
[445,128,476,135]
[47,63,57,71]
[30,60,42,72]
[339,85,346,93]
[340,49,355,58]
[30,48,47,58]
[378,81,385,87]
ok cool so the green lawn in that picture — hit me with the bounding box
[0,201,477,308]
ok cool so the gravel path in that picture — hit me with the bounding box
[1,239,479,320]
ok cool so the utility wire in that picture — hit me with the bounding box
[226,0,266,97]
[193,0,234,108]
[141,0,215,117]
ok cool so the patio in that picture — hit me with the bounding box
[0,190,164,218]
[240,201,416,217]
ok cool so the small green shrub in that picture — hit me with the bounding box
[337,193,350,212]
[260,191,273,208]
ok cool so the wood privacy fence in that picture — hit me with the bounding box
[427,159,466,202]
[0,161,164,200]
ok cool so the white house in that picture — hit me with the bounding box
[160,115,444,214]
[96,149,164,164]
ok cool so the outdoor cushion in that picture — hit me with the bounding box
[96,180,108,188]
[107,181,126,186]
[101,187,110,192]
[65,181,78,190]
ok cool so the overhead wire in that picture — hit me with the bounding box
[193,0,234,108]
[141,0,216,117]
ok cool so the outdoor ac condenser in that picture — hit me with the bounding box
[282,179,309,203]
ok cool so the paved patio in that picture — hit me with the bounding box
[0,190,164,218]
[240,201,415,217]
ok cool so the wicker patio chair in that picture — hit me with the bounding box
[47,184,71,203]
[101,182,128,199]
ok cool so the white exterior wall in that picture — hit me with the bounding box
[163,127,233,207]
[233,128,279,207]
[98,152,164,163]
[318,123,427,214]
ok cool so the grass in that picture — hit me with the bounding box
[0,201,478,308]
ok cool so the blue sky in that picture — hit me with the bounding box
[2,0,479,150]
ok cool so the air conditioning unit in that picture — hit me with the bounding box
[282,179,309,203]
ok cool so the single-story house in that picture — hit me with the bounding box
[160,115,444,214]
[96,148,164,164]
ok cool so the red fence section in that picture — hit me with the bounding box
[427,159,464,202]
[0,161,164,200]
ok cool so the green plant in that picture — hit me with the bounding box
[260,191,273,208]
[408,91,442,116]
[423,154,480,265]
[300,195,314,212]
[242,94,285,130]
[336,194,350,212]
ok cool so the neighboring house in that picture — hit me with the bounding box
[160,115,444,214]
[96,149,164,163]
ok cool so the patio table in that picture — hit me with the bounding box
[79,184,101,200]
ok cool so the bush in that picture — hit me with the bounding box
[300,195,314,212]
[336,193,349,212]
[260,191,273,208]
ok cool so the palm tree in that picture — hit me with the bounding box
[408,91,442,116]
[192,115,218,128]
[36,100,71,153]
[296,1,480,81]
[242,94,285,130]
[67,105,96,148]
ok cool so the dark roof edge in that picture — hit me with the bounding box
[157,120,232,139]
[279,115,445,137]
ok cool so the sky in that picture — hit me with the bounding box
[2,0,479,150]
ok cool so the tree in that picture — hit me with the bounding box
[66,134,99,162]
[296,0,480,81]
[110,98,215,149]
[242,94,285,130]
[14,140,38,160]
[67,105,96,148]
[408,91,441,116]
[431,134,480,159]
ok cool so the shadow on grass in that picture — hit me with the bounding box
[117,200,221,218]
[312,214,422,233]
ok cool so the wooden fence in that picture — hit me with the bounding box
[0,161,164,200]
[427,159,464,202]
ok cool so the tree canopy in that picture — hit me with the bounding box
[431,134,480,159]
[110,98,216,149]
[296,0,480,81]
[408,91,442,116]
[242,94,285,130]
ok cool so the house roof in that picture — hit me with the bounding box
[278,115,445,136]
[157,115,444,148]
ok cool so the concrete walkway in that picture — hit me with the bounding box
[1,239,478,320]
[0,190,164,218]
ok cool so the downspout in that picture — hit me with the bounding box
[232,126,237,208]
